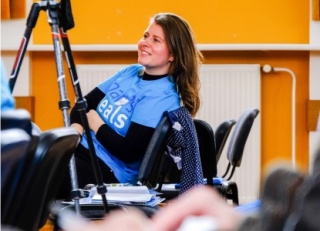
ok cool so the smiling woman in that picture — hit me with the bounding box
[137,20,173,76]
[57,13,204,200]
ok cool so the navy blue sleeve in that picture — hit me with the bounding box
[96,122,155,163]
[70,87,105,125]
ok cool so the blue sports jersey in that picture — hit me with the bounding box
[1,59,15,110]
[80,64,180,183]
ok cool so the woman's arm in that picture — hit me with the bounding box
[86,108,155,163]
[95,119,155,163]
[71,87,155,164]
[70,87,105,129]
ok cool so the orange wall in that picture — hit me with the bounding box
[29,0,310,174]
[33,0,309,44]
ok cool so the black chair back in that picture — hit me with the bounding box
[212,109,259,205]
[215,119,236,163]
[194,119,217,185]
[138,116,172,189]
[1,109,36,222]
[1,128,32,220]
[222,108,260,180]
[1,109,33,136]
[1,129,31,188]
[7,127,80,231]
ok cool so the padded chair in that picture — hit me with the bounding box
[37,128,80,230]
[138,116,172,189]
[176,119,235,187]
[1,129,31,189]
[0,109,40,167]
[3,127,80,231]
[214,119,236,164]
[215,108,260,205]
[1,128,31,220]
[194,119,217,185]
[1,109,39,222]
[1,109,33,136]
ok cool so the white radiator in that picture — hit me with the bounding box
[76,64,261,204]
[197,65,261,204]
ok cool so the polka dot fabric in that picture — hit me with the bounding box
[165,107,204,195]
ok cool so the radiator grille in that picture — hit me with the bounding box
[196,64,261,204]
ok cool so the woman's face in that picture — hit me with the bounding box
[138,20,173,75]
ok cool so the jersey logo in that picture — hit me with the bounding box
[115,97,129,106]
[98,99,128,129]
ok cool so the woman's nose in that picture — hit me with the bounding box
[140,38,150,47]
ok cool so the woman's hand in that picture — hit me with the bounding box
[70,123,84,136]
[86,109,104,133]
